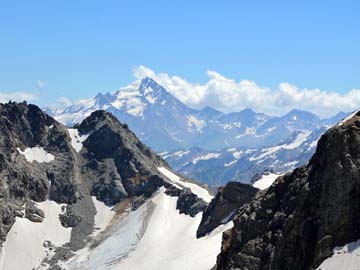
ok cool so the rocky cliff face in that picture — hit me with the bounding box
[216,111,360,270]
[0,102,73,243]
[0,102,208,269]
[197,182,258,238]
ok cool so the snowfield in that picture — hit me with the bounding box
[0,201,71,270]
[158,167,213,203]
[68,128,89,153]
[64,188,231,270]
[92,197,116,238]
[17,146,55,163]
[316,239,360,270]
[253,173,281,190]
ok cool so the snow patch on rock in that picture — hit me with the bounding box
[17,146,55,163]
[192,153,221,165]
[253,173,281,190]
[68,128,89,153]
[187,115,205,132]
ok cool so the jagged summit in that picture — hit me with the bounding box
[52,78,346,152]
[216,109,360,270]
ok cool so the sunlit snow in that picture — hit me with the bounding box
[317,239,360,270]
[64,188,231,270]
[158,167,212,203]
[92,197,115,238]
[17,146,55,163]
[186,115,205,132]
[68,128,89,153]
[192,153,221,165]
[253,173,281,190]
[250,131,311,161]
[338,110,359,127]
[0,201,71,270]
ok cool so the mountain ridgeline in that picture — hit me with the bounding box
[50,77,349,187]
[52,77,348,152]
[0,102,214,269]
[215,111,360,270]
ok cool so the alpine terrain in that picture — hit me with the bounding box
[0,102,233,270]
[215,110,360,270]
[51,77,349,187]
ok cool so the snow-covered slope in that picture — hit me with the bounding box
[0,103,231,270]
[0,201,71,270]
[316,240,360,270]
[64,188,231,270]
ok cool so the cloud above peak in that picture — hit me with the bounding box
[132,65,360,117]
[0,91,38,103]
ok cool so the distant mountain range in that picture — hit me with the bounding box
[162,128,326,187]
[50,77,348,152]
[50,77,350,186]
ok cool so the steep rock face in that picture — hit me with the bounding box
[216,111,360,270]
[0,102,76,243]
[197,182,258,238]
[77,110,166,205]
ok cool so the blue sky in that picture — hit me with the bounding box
[0,0,359,113]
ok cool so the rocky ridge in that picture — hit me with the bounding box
[197,182,258,238]
[0,102,208,269]
[215,110,360,270]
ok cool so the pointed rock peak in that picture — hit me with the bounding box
[239,108,257,116]
[78,110,125,134]
[283,109,319,121]
[199,106,223,118]
[139,77,166,95]
[201,106,222,114]
[94,92,116,107]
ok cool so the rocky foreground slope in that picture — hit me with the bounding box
[215,111,360,270]
[0,102,225,270]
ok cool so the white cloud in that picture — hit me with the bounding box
[57,97,72,107]
[37,80,46,89]
[132,65,360,117]
[0,91,38,103]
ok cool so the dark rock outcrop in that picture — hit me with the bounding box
[216,111,360,270]
[25,202,45,223]
[78,110,166,205]
[176,188,207,217]
[197,182,258,238]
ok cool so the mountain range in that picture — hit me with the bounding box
[1,101,360,270]
[49,78,349,187]
[50,77,348,152]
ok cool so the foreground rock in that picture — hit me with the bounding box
[0,102,211,270]
[197,182,258,238]
[216,111,360,270]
